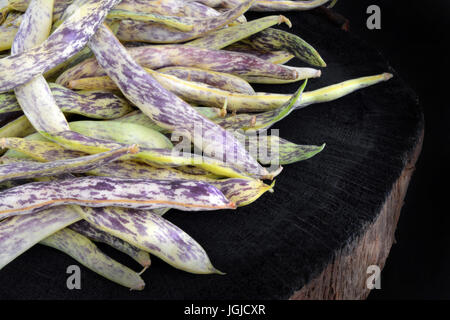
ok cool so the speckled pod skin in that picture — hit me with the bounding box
[0,205,82,269]
[85,158,273,207]
[107,9,195,32]
[115,0,254,43]
[224,42,294,64]
[68,67,256,95]
[78,206,223,274]
[244,27,326,67]
[0,85,134,119]
[12,0,71,133]
[250,0,331,11]
[51,84,134,119]
[156,67,256,95]
[0,176,236,219]
[40,228,145,290]
[56,45,300,87]
[1,137,86,161]
[0,0,121,93]
[69,220,151,268]
[114,0,221,18]
[89,25,268,178]
[0,145,135,183]
[187,15,290,50]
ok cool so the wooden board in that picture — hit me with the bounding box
[0,10,424,299]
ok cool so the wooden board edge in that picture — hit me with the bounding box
[289,128,425,300]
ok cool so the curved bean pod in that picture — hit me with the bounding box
[244,27,326,67]
[88,24,268,178]
[69,220,151,269]
[0,84,134,119]
[0,205,81,269]
[78,206,223,275]
[0,176,236,219]
[0,0,121,93]
[0,144,136,183]
[56,45,301,87]
[224,42,294,64]
[40,228,145,290]
[156,67,256,95]
[12,0,70,133]
[186,15,291,50]
[69,121,173,149]
[244,135,325,165]
[107,9,194,32]
[115,0,254,43]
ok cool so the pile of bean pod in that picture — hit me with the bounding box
[0,0,392,290]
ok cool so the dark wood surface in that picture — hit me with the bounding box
[0,10,423,299]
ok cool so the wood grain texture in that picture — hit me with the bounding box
[0,10,424,299]
[290,130,424,300]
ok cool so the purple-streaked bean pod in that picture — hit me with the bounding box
[68,67,258,97]
[83,157,273,207]
[66,68,317,112]
[156,67,256,95]
[186,15,291,50]
[12,0,70,133]
[0,84,134,119]
[115,0,254,43]
[0,176,236,219]
[250,0,331,11]
[106,9,194,32]
[215,79,306,131]
[0,205,81,269]
[114,0,221,18]
[1,136,85,161]
[50,84,134,119]
[243,27,326,67]
[78,206,223,274]
[88,24,269,179]
[225,42,294,64]
[0,0,121,93]
[56,45,301,87]
[69,220,151,269]
[40,228,145,290]
[0,144,137,183]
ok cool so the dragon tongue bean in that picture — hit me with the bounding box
[89,24,270,179]
[0,176,236,219]
[0,0,121,93]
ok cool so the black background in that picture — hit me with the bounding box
[336,0,450,299]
